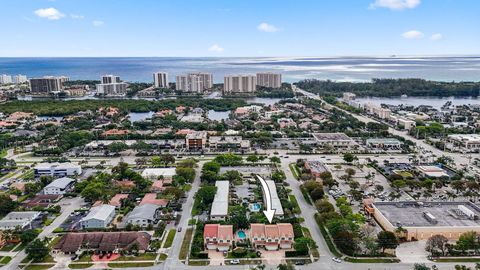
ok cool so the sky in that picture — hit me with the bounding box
[0,0,479,57]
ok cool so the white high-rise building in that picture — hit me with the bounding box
[256,72,282,89]
[153,72,169,88]
[175,73,213,93]
[101,75,121,84]
[96,75,127,96]
[13,75,27,84]
[0,74,12,84]
[224,75,257,93]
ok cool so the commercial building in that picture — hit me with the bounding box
[397,118,416,130]
[224,75,257,93]
[79,204,116,229]
[34,163,82,177]
[185,131,208,150]
[54,232,151,254]
[304,161,329,178]
[0,211,41,230]
[250,223,294,251]
[43,177,76,195]
[256,73,282,89]
[366,138,403,151]
[176,73,213,93]
[312,133,357,150]
[210,181,229,221]
[446,134,480,153]
[0,74,12,84]
[153,72,169,88]
[364,200,480,241]
[416,165,449,178]
[208,136,250,151]
[29,76,68,94]
[204,224,234,251]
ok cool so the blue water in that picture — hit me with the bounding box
[0,56,480,83]
[237,231,246,239]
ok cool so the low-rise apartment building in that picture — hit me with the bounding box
[203,224,234,251]
[250,223,294,251]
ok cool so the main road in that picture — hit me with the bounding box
[297,88,480,173]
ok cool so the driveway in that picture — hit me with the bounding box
[396,240,430,263]
[207,250,224,266]
[260,250,285,265]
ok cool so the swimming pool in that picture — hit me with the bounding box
[237,230,246,239]
[249,203,261,212]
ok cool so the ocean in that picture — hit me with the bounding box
[0,56,480,83]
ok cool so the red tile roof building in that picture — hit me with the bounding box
[203,224,234,252]
[54,232,151,254]
[249,223,294,250]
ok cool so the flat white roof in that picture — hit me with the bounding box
[266,180,284,216]
[211,181,229,217]
[45,177,75,189]
[81,204,115,222]
[141,168,176,179]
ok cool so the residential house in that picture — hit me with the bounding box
[79,204,116,229]
[250,223,294,251]
[203,224,234,251]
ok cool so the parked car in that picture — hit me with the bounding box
[332,257,342,263]
[230,259,240,265]
[177,226,182,232]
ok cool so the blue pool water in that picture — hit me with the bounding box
[249,203,261,212]
[237,231,246,239]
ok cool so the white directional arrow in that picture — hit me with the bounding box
[256,175,276,223]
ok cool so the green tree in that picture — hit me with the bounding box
[246,154,259,164]
[107,142,128,154]
[20,229,39,244]
[160,154,175,166]
[0,194,16,216]
[202,161,220,174]
[26,239,49,262]
[377,231,399,253]
[343,153,357,163]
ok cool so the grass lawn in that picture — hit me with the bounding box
[188,260,209,266]
[315,216,342,257]
[24,265,54,270]
[13,243,27,252]
[0,256,12,264]
[432,258,480,263]
[115,253,156,261]
[344,257,400,263]
[300,186,313,205]
[163,229,176,248]
[289,195,301,214]
[289,163,301,180]
[0,148,8,158]
[158,253,168,261]
[108,262,155,268]
[302,227,319,258]
[0,244,16,251]
[179,228,194,260]
[76,253,93,262]
[68,263,94,269]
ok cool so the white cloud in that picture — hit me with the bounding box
[257,22,279,33]
[369,0,421,10]
[92,20,104,27]
[208,44,224,53]
[70,14,84,19]
[34,7,65,20]
[430,33,443,41]
[402,30,424,39]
